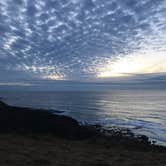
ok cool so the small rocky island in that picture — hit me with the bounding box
[0,100,165,166]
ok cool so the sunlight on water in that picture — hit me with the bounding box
[1,89,166,145]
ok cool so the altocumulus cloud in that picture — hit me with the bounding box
[0,0,166,82]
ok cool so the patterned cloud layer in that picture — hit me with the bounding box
[0,0,166,81]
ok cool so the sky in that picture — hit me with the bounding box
[0,0,166,86]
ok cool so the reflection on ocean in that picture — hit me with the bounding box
[0,89,166,145]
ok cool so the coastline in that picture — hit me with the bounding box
[0,100,166,165]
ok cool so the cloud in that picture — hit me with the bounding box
[0,82,31,86]
[0,0,165,81]
[97,49,166,78]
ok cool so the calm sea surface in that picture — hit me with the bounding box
[0,89,166,145]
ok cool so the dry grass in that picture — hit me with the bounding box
[0,134,165,166]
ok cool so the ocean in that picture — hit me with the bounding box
[0,88,166,145]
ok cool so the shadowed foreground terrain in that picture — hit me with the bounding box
[0,100,166,166]
[0,134,166,166]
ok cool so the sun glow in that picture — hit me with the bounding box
[97,51,166,78]
[43,74,64,80]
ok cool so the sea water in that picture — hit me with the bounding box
[0,88,166,145]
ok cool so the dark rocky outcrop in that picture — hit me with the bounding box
[0,100,166,151]
[0,101,96,139]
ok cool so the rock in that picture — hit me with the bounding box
[0,100,156,148]
[137,135,149,143]
[0,100,8,110]
[0,101,82,138]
